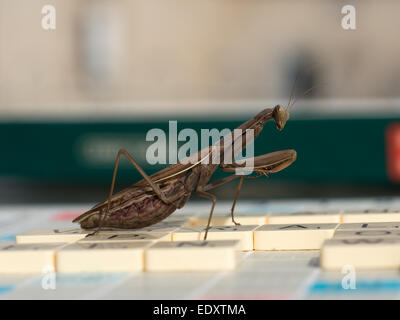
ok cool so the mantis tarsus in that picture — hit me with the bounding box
[73,92,305,240]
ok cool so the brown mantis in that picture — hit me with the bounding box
[73,89,308,239]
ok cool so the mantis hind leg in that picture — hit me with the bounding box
[89,148,176,236]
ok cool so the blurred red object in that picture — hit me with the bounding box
[52,211,83,221]
[386,123,400,183]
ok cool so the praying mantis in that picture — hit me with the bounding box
[73,86,310,239]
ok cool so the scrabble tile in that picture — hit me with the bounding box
[341,209,400,223]
[56,241,153,273]
[0,243,64,273]
[187,215,266,227]
[337,222,400,231]
[142,218,189,230]
[186,216,230,226]
[321,238,400,270]
[267,211,341,225]
[232,216,267,225]
[135,225,179,234]
[79,231,171,243]
[172,226,204,241]
[145,240,240,272]
[200,225,258,251]
[15,228,90,244]
[253,224,338,250]
[230,216,266,226]
[334,229,400,239]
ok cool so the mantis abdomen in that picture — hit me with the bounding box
[78,166,201,229]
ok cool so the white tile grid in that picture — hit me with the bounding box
[2,199,400,299]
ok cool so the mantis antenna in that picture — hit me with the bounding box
[286,73,300,112]
[285,63,323,112]
[287,84,319,113]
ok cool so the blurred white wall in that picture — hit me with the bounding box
[0,0,399,115]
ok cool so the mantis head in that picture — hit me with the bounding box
[273,105,290,131]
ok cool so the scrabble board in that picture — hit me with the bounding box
[1,198,400,299]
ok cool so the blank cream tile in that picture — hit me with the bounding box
[138,225,179,232]
[141,218,189,230]
[334,229,400,239]
[341,209,400,223]
[186,217,229,226]
[200,225,258,251]
[145,240,240,272]
[15,228,90,244]
[254,224,338,250]
[78,231,171,243]
[321,238,400,270]
[187,215,266,227]
[0,243,64,273]
[172,226,204,241]
[231,216,267,225]
[135,225,179,235]
[56,241,153,273]
[337,222,400,231]
[267,211,341,225]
